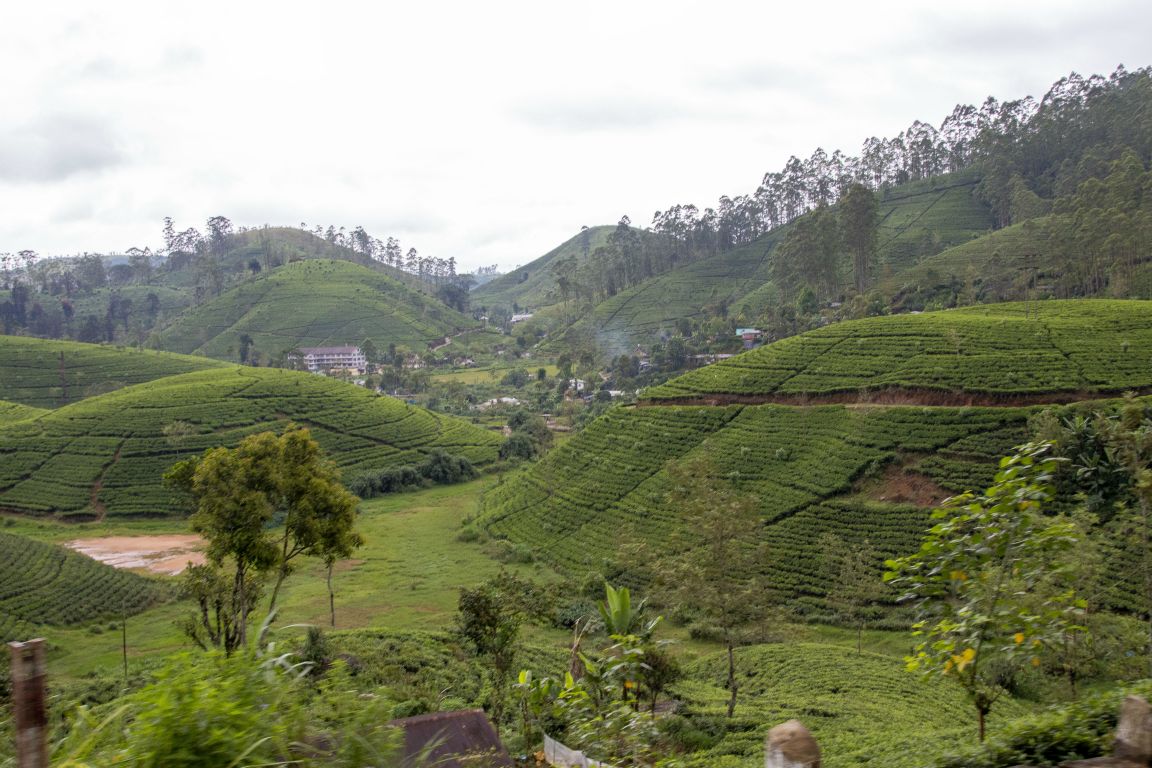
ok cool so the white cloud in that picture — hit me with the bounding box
[0,0,1148,270]
[0,114,123,182]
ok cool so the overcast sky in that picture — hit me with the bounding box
[1,1,1148,272]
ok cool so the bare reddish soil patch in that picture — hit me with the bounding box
[66,535,205,575]
[640,385,1152,409]
[862,465,950,507]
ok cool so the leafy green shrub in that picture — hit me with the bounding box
[350,450,477,499]
[499,432,538,461]
[301,626,333,678]
[456,525,485,543]
[487,539,535,564]
[932,681,1152,768]
[51,649,403,767]
[391,699,431,719]
[54,652,303,767]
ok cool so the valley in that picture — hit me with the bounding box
[2,62,1152,768]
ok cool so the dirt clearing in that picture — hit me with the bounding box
[66,535,205,575]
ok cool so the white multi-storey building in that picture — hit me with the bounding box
[295,346,367,372]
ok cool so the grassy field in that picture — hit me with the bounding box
[153,259,475,362]
[645,300,1152,400]
[429,363,561,385]
[0,366,501,519]
[7,477,554,677]
[0,336,227,408]
[4,477,1057,768]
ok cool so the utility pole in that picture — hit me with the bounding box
[122,596,129,687]
[8,639,48,768]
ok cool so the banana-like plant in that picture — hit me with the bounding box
[597,583,661,640]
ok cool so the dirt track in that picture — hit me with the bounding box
[639,385,1152,409]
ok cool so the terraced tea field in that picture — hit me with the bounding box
[483,299,1152,621]
[0,532,169,642]
[154,259,475,361]
[645,300,1152,402]
[0,400,47,426]
[675,642,1023,768]
[585,234,783,355]
[870,172,993,275]
[0,336,227,408]
[479,402,1031,614]
[0,366,501,519]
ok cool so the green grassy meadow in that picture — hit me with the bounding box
[0,471,1090,768]
[9,478,553,677]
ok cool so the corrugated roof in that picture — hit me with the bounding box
[390,709,512,768]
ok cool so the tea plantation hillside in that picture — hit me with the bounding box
[645,300,1152,402]
[0,532,169,643]
[481,301,1152,621]
[571,173,993,354]
[0,400,48,426]
[472,225,619,309]
[478,401,1038,622]
[0,336,229,408]
[0,366,502,520]
[152,259,477,363]
[675,643,1024,768]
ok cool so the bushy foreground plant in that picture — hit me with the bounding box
[886,442,1085,741]
[46,649,400,767]
[512,584,679,766]
[933,680,1152,768]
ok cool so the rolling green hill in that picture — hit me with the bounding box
[0,366,502,520]
[645,300,1152,402]
[479,301,1152,622]
[0,336,228,408]
[0,400,48,426]
[155,227,417,289]
[0,532,170,643]
[478,401,1031,623]
[471,225,617,309]
[880,216,1152,310]
[152,259,477,362]
[564,172,994,355]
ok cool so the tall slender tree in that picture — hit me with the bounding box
[839,183,878,293]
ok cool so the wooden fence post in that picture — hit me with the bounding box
[8,639,48,768]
